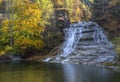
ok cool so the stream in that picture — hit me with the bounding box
[0,62,120,82]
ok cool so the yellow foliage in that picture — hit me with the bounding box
[0,50,5,55]
[112,36,120,58]
[56,0,64,6]
[0,0,45,55]
[116,47,120,56]
[109,0,120,6]
[89,0,94,3]
[67,0,92,22]
[37,0,54,26]
[14,37,44,50]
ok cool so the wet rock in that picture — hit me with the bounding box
[45,22,116,66]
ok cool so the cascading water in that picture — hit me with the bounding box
[45,22,116,65]
[60,26,83,57]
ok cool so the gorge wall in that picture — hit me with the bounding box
[45,22,116,66]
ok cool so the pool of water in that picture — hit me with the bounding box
[0,62,120,82]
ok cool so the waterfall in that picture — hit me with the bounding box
[45,22,115,65]
[59,22,113,58]
[60,25,83,57]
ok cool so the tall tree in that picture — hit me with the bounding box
[37,0,54,26]
[0,0,45,55]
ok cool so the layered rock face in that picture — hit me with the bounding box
[46,22,116,65]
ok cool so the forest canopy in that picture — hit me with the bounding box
[0,0,120,59]
[0,0,93,56]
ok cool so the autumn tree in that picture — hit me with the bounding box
[37,0,54,26]
[109,0,120,6]
[0,0,44,56]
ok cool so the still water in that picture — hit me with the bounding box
[0,62,120,82]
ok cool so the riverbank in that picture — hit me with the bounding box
[1,54,120,73]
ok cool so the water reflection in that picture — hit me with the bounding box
[0,62,120,82]
[0,62,64,82]
[62,64,120,82]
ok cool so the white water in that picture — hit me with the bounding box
[60,27,83,57]
[44,22,115,64]
[59,22,113,57]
